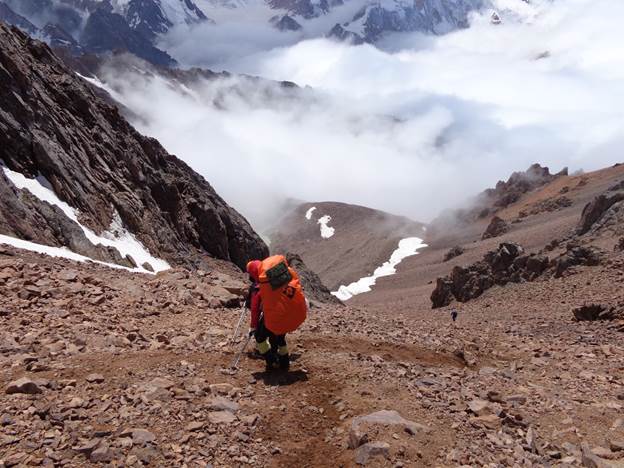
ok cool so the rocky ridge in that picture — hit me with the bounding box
[0,23,267,271]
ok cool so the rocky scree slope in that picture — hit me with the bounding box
[1,240,624,467]
[270,201,426,291]
[0,23,267,270]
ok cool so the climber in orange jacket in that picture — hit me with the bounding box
[245,256,307,371]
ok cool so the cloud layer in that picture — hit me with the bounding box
[98,0,624,230]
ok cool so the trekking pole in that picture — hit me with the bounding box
[230,307,247,344]
[230,333,253,370]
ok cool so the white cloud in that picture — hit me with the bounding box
[94,0,624,230]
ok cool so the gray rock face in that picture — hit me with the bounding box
[285,252,343,305]
[431,242,554,308]
[0,24,268,270]
[578,192,624,235]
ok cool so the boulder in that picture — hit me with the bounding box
[6,377,43,395]
[482,216,510,240]
[350,410,430,443]
[443,246,465,262]
[555,245,602,278]
[578,193,624,235]
[430,277,453,308]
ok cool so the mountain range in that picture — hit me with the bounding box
[0,0,519,66]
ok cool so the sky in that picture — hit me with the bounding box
[95,0,624,230]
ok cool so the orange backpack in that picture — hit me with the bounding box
[258,255,307,335]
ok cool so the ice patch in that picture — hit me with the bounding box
[0,234,136,271]
[318,215,335,239]
[332,237,427,301]
[305,206,317,220]
[1,162,169,273]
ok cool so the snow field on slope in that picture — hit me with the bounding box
[332,237,427,300]
[1,162,169,273]
[0,235,137,271]
[317,215,335,238]
[305,206,317,220]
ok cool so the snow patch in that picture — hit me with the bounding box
[305,206,317,220]
[0,234,136,271]
[317,215,335,239]
[1,162,169,273]
[332,237,427,301]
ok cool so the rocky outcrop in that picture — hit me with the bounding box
[519,196,573,218]
[573,304,623,322]
[0,23,268,270]
[431,240,606,308]
[553,244,602,278]
[578,193,624,233]
[443,246,465,262]
[270,14,302,31]
[485,164,565,211]
[285,252,342,305]
[431,243,551,308]
[482,216,509,240]
[432,164,566,230]
[577,192,624,235]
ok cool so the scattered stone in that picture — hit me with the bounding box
[581,443,611,468]
[469,415,501,430]
[90,444,113,463]
[86,373,105,384]
[354,441,390,465]
[348,426,369,450]
[351,410,430,436]
[506,394,527,405]
[609,439,624,452]
[210,383,234,395]
[208,411,236,424]
[5,377,43,395]
[186,421,204,432]
[120,429,156,445]
[467,399,495,416]
[208,396,239,413]
[73,439,101,455]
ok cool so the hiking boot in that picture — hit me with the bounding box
[264,350,278,372]
[278,353,290,370]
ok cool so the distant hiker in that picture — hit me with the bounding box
[451,309,458,322]
[246,255,307,371]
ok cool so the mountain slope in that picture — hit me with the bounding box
[0,0,213,66]
[0,23,268,270]
[270,201,426,290]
